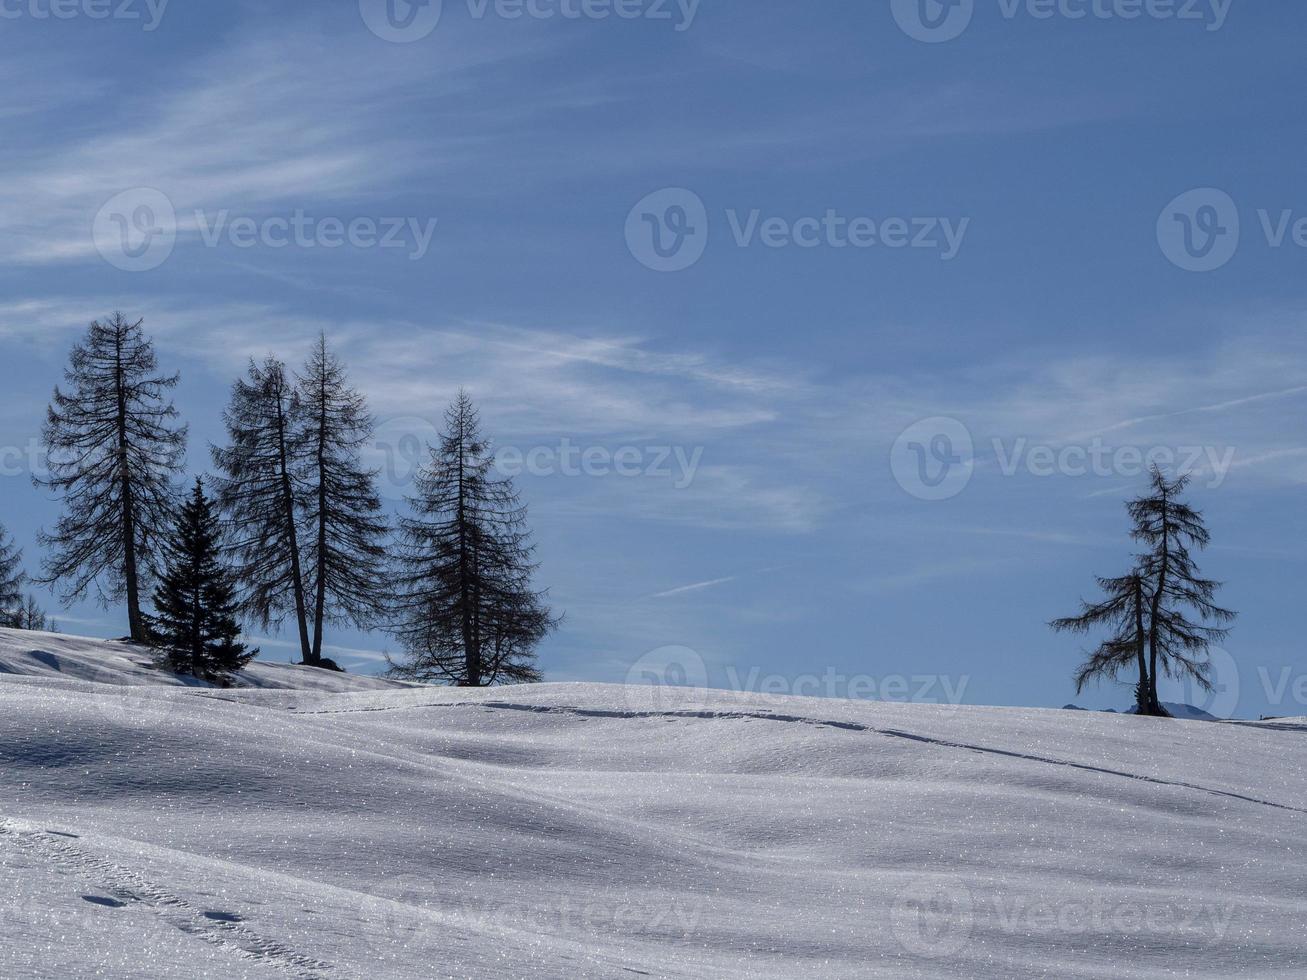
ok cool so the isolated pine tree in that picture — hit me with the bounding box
[0,524,26,627]
[389,392,556,686]
[149,479,255,680]
[297,335,389,666]
[211,357,314,663]
[1131,466,1235,716]
[1052,572,1151,714]
[35,314,186,641]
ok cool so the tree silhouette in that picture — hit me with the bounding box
[297,335,389,665]
[1131,466,1235,716]
[0,524,26,628]
[389,392,556,686]
[211,357,313,662]
[1053,572,1151,714]
[1053,467,1235,718]
[149,479,255,680]
[35,314,186,641]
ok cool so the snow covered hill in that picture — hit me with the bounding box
[2,629,1306,979]
[0,630,412,693]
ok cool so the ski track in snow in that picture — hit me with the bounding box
[0,819,340,980]
[289,698,1307,817]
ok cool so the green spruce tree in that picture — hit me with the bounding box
[0,524,26,628]
[150,479,255,681]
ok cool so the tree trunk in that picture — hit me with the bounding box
[456,428,480,687]
[113,329,146,643]
[1144,502,1171,717]
[310,365,328,663]
[275,401,313,664]
[1132,577,1150,715]
[191,581,202,678]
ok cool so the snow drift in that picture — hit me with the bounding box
[2,628,1305,979]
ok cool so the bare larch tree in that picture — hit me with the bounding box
[35,314,186,641]
[1131,466,1235,716]
[297,335,389,666]
[389,391,556,686]
[211,357,314,663]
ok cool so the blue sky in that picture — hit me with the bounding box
[1,0,1304,718]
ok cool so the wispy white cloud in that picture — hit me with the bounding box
[0,26,553,266]
[646,575,737,599]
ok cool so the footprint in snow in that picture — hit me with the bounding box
[203,910,243,923]
[82,895,127,908]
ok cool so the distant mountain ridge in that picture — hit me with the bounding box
[1062,702,1220,721]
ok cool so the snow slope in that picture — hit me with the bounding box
[2,628,1306,979]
